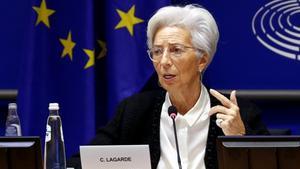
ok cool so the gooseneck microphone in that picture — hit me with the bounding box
[168,106,182,169]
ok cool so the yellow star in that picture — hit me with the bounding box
[59,31,76,61]
[83,49,95,69]
[97,40,107,59]
[115,5,144,36]
[32,0,55,28]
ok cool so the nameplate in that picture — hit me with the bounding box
[80,145,151,169]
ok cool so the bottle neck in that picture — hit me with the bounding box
[49,110,59,116]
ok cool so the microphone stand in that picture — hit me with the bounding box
[171,117,182,169]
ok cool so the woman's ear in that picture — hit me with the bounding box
[198,53,209,73]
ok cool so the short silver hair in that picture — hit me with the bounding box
[147,4,219,65]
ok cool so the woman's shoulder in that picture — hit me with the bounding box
[115,89,166,120]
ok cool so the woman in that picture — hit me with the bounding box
[68,4,268,169]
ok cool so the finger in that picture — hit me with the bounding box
[216,113,229,120]
[230,90,238,106]
[209,105,236,116]
[210,89,233,108]
[219,120,229,128]
[216,118,223,127]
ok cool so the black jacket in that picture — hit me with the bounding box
[68,89,269,169]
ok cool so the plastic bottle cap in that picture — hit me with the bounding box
[49,103,59,110]
[8,103,17,109]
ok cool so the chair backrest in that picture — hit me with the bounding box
[269,128,291,135]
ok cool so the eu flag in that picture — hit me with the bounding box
[18,0,96,157]
[18,0,170,157]
[95,0,170,124]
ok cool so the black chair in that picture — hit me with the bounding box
[268,128,291,135]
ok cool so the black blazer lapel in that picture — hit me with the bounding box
[205,95,224,169]
[150,90,165,169]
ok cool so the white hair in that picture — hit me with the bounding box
[147,4,219,65]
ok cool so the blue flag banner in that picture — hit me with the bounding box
[18,0,96,157]
[17,0,170,157]
[95,0,170,122]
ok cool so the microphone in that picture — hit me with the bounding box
[168,106,182,169]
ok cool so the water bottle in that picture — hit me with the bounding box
[44,103,66,169]
[5,103,22,136]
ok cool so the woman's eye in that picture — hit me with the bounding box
[153,49,162,55]
[172,47,183,54]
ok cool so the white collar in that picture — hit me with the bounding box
[164,84,210,127]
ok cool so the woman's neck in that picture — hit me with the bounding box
[168,83,201,115]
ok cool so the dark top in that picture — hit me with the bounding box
[67,89,269,169]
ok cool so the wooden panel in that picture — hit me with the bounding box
[0,149,8,169]
[249,149,277,169]
[278,148,300,169]
[220,148,249,169]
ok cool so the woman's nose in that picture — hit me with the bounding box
[159,49,172,65]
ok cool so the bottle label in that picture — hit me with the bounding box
[5,125,17,136]
[45,125,51,142]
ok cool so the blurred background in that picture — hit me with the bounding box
[0,0,299,158]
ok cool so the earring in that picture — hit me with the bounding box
[199,71,203,81]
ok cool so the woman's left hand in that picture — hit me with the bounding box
[208,89,245,135]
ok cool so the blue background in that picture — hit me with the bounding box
[2,0,300,89]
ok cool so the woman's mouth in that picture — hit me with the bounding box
[162,74,176,84]
[163,74,175,79]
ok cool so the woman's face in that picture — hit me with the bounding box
[152,26,208,93]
